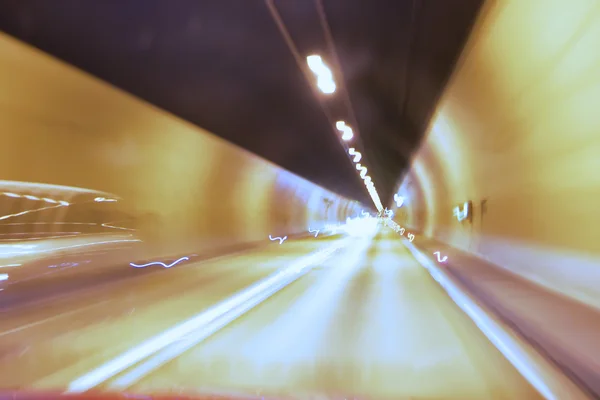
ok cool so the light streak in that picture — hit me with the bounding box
[0,264,21,268]
[0,274,8,281]
[0,203,67,221]
[66,240,348,392]
[2,191,69,206]
[453,202,470,222]
[269,235,287,244]
[0,222,93,226]
[130,257,189,269]
[102,222,136,232]
[356,164,367,178]
[307,55,336,94]
[341,128,353,141]
[394,194,404,208]
[335,121,354,141]
[1,239,140,258]
[308,228,320,237]
[348,148,362,163]
[49,262,79,269]
[318,78,336,94]
[434,251,448,263]
[324,223,344,234]
[380,217,415,242]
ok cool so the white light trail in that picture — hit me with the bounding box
[130,257,189,269]
[453,202,470,222]
[95,197,117,203]
[335,121,353,141]
[306,55,336,94]
[434,251,448,263]
[269,235,287,244]
[348,148,361,163]
[317,78,336,94]
[356,164,367,178]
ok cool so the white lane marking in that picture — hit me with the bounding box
[66,239,349,393]
[111,256,324,389]
[403,240,589,400]
[1,239,141,257]
[0,299,113,338]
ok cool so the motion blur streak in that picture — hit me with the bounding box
[130,257,190,269]
[0,1,599,399]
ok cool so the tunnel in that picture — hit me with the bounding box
[0,1,599,399]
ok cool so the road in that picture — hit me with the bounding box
[0,226,542,399]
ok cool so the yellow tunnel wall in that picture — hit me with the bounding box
[0,33,363,257]
[398,0,600,308]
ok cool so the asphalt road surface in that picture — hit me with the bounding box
[0,227,542,399]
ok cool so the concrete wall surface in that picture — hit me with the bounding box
[395,0,600,309]
[0,33,364,259]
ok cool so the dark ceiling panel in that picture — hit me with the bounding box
[0,0,484,205]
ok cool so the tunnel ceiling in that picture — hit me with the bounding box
[0,0,483,205]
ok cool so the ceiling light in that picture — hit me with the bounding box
[317,78,336,94]
[356,164,367,178]
[307,55,336,95]
[348,148,361,162]
[335,121,353,141]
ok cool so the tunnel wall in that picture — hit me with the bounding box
[398,0,600,309]
[0,33,363,258]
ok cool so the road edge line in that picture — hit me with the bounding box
[110,259,321,388]
[402,239,590,400]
